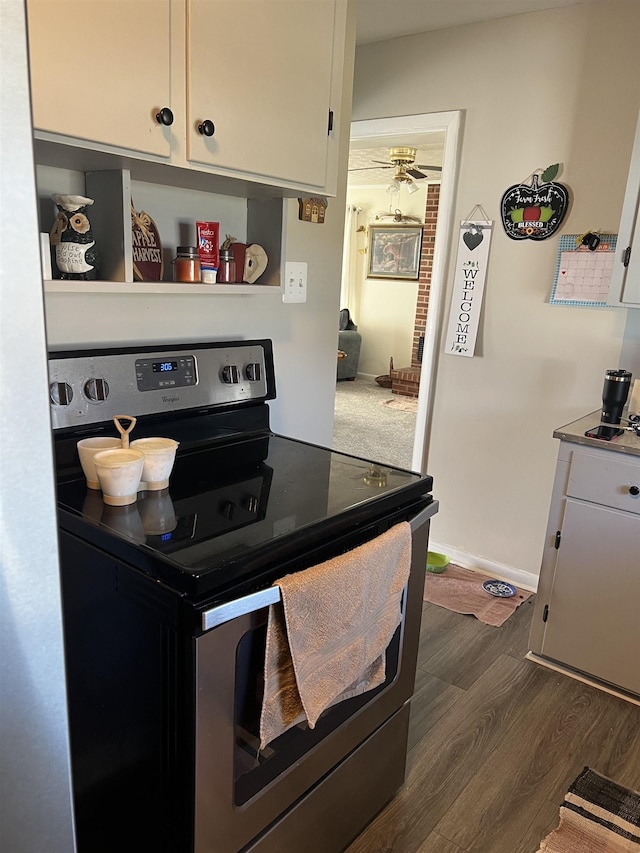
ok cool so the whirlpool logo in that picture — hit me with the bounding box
[162,394,180,404]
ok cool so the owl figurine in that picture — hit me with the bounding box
[50,194,100,280]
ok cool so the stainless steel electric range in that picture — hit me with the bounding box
[49,338,438,853]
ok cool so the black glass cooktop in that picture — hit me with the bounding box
[56,432,432,598]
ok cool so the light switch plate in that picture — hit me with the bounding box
[283,261,307,303]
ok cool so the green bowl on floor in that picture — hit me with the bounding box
[426,551,450,573]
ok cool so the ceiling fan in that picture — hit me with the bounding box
[373,208,423,224]
[349,146,442,189]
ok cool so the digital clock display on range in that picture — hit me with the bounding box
[135,355,196,392]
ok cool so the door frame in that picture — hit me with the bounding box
[349,111,463,472]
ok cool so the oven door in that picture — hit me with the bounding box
[193,502,436,853]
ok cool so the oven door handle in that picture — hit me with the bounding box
[201,500,438,632]
[408,500,438,533]
[202,585,281,631]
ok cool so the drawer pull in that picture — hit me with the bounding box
[630,485,639,496]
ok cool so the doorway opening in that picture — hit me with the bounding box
[335,111,463,472]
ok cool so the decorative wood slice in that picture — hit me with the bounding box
[131,201,164,281]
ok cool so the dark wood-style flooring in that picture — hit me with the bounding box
[346,595,640,853]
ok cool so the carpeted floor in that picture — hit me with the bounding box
[333,377,417,470]
[537,767,640,851]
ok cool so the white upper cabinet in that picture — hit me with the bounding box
[26,0,345,195]
[27,0,173,158]
[186,0,337,190]
[608,110,640,307]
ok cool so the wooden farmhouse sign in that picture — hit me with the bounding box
[131,201,163,281]
[443,220,493,357]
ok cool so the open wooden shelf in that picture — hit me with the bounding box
[44,280,282,295]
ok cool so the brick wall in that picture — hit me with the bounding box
[390,183,440,398]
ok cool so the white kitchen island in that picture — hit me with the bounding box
[528,410,640,703]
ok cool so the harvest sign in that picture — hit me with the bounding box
[500,164,569,241]
[131,201,163,281]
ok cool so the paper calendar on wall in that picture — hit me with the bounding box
[550,234,617,307]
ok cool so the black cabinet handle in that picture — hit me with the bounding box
[197,119,215,137]
[630,485,639,496]
[155,107,174,126]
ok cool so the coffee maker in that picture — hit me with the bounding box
[601,369,632,424]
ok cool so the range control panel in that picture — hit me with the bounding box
[135,355,197,392]
[48,340,273,431]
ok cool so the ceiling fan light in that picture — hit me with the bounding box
[386,181,400,195]
[406,180,419,195]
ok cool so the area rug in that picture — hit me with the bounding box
[381,397,418,413]
[423,563,532,627]
[536,767,640,851]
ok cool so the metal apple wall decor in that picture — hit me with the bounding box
[500,164,569,241]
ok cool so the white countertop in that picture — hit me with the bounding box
[554,410,640,457]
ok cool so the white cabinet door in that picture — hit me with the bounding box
[186,0,336,189]
[541,497,640,695]
[608,110,640,306]
[27,0,172,157]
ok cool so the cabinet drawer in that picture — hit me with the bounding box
[567,449,640,514]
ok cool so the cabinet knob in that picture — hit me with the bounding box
[630,485,640,496]
[155,107,174,127]
[197,119,215,137]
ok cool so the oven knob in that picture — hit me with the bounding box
[83,377,110,402]
[245,362,261,382]
[220,500,235,520]
[244,494,258,514]
[221,365,239,384]
[49,381,73,406]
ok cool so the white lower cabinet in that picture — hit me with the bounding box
[529,441,640,697]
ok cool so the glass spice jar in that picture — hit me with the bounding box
[217,248,236,284]
[171,246,201,283]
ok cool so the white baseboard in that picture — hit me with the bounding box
[525,653,640,706]
[427,541,539,593]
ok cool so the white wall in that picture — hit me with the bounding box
[353,1,640,582]
[345,183,427,375]
[1,0,76,849]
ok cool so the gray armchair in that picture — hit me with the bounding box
[337,308,362,381]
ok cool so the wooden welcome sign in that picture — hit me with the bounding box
[444,215,493,357]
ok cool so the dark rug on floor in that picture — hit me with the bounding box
[536,767,640,851]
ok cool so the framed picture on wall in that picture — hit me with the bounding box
[367,225,423,280]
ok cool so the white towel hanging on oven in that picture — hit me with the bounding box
[259,521,412,750]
